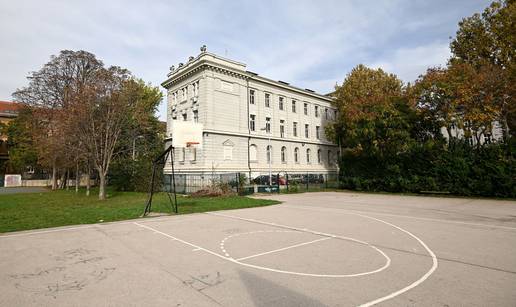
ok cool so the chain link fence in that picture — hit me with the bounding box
[162,171,339,195]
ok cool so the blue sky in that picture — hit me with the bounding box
[0,0,491,120]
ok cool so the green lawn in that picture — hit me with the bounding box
[0,188,279,233]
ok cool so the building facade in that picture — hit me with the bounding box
[162,47,338,179]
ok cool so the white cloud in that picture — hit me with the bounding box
[0,0,490,120]
[367,42,451,83]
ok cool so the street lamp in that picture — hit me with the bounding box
[132,135,145,160]
[260,127,272,187]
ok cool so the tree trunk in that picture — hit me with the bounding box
[75,161,80,193]
[98,171,106,200]
[51,161,58,190]
[59,170,66,189]
[65,169,69,190]
[86,164,91,196]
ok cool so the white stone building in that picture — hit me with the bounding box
[162,47,338,179]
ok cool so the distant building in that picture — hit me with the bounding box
[0,101,22,165]
[162,47,339,178]
[440,119,505,146]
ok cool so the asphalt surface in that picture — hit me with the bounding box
[1,192,515,306]
[0,187,48,194]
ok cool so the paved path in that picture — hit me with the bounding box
[1,192,515,306]
[0,187,48,194]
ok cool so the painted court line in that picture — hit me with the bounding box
[236,237,331,261]
[0,215,194,239]
[136,217,391,278]
[133,222,228,261]
[281,204,516,231]
[207,211,438,307]
[207,212,392,278]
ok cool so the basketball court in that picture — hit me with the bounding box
[1,192,516,306]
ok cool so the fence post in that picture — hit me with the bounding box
[236,173,239,195]
[277,173,280,194]
[286,173,289,193]
[325,174,328,189]
[306,172,309,191]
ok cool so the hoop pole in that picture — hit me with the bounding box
[170,147,178,214]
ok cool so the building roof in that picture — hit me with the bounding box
[0,101,23,117]
[162,48,334,102]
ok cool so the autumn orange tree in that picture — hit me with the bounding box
[450,0,515,139]
[329,64,413,158]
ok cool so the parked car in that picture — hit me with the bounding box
[253,175,286,185]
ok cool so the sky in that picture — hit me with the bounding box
[0,0,491,120]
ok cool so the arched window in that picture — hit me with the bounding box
[327,150,332,164]
[266,145,272,163]
[294,147,299,163]
[306,148,311,164]
[223,139,234,160]
[249,144,258,162]
[317,149,322,164]
[281,146,287,163]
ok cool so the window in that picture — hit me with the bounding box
[249,89,255,104]
[304,103,308,115]
[325,108,328,119]
[328,150,332,164]
[193,81,199,97]
[266,145,272,163]
[181,88,187,101]
[193,110,199,123]
[484,134,492,144]
[178,148,185,162]
[265,117,271,133]
[315,105,319,117]
[172,92,177,104]
[317,149,321,164]
[265,93,270,107]
[305,124,309,138]
[281,146,287,163]
[224,146,233,160]
[190,148,197,161]
[250,114,256,131]
[293,122,298,137]
[250,144,258,161]
[279,97,284,110]
[182,113,187,121]
[306,149,311,164]
[292,100,296,113]
[280,120,285,138]
[316,126,320,139]
[294,147,299,163]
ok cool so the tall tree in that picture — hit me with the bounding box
[450,0,515,138]
[71,68,147,200]
[13,50,103,189]
[329,65,412,157]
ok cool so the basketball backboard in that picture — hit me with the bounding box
[170,120,203,148]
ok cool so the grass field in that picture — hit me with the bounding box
[0,188,279,233]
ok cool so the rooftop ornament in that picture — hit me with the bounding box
[188,56,194,62]
[178,63,184,68]
[169,65,175,72]
[200,45,207,53]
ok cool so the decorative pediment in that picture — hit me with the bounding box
[222,139,235,146]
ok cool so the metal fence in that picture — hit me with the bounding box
[163,173,243,194]
[162,171,339,195]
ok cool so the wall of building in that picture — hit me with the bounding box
[163,52,338,177]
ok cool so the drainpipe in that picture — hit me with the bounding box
[246,76,251,182]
